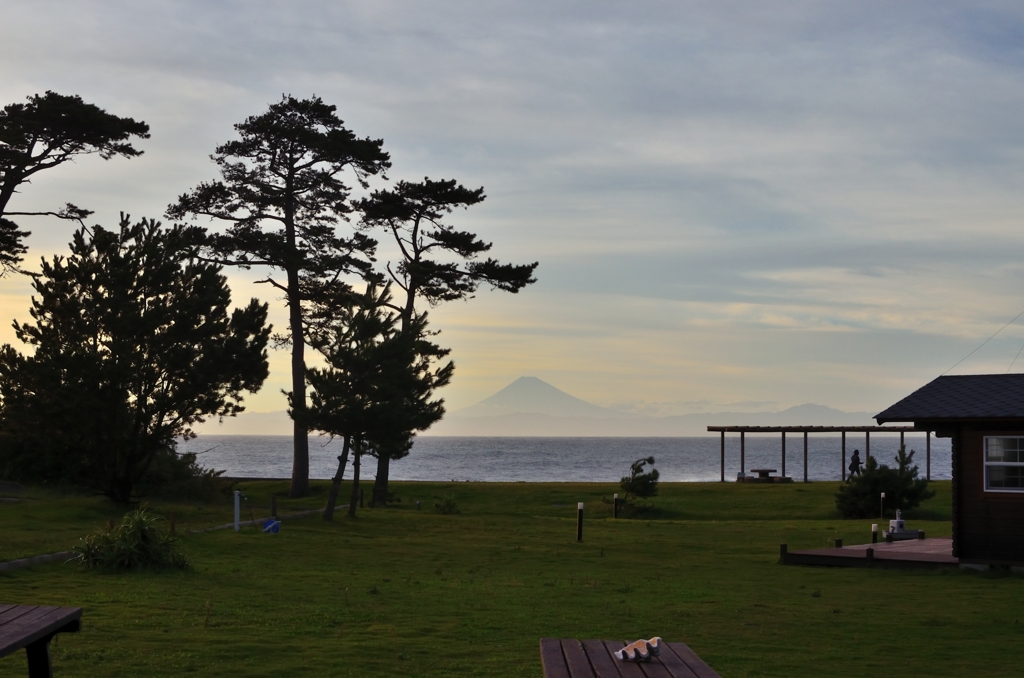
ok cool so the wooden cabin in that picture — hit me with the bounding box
[876,374,1024,566]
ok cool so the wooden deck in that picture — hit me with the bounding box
[540,638,721,678]
[783,537,957,569]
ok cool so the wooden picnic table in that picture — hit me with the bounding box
[540,638,721,678]
[0,604,82,678]
[749,468,776,479]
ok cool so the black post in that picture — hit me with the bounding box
[803,431,809,483]
[866,547,874,562]
[576,502,584,542]
[613,494,619,519]
[872,523,878,543]
[866,431,871,461]
[779,543,788,561]
[926,432,931,481]
[835,538,843,548]
[842,431,846,482]
[900,430,905,450]
[781,431,786,479]
[720,431,725,482]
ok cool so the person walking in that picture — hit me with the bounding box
[848,449,863,480]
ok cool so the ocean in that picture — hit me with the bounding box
[178,433,951,483]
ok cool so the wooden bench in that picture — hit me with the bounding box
[0,605,82,678]
[540,638,721,678]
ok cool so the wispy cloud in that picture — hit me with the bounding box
[3,1,1024,414]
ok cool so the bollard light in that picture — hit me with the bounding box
[880,492,885,519]
[577,502,584,542]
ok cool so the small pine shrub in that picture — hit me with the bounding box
[433,494,459,514]
[835,446,934,519]
[72,507,189,571]
[620,456,660,501]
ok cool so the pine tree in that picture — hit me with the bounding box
[167,95,390,497]
[0,91,149,272]
[835,446,934,519]
[0,216,269,503]
[300,283,452,519]
[356,178,537,503]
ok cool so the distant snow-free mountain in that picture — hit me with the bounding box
[196,376,876,437]
[454,376,635,419]
[427,377,875,436]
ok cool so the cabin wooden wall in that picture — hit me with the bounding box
[956,425,1024,564]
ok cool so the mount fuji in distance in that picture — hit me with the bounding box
[195,376,875,437]
[450,376,635,420]
[426,376,875,437]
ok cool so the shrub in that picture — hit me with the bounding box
[72,507,189,571]
[835,446,934,519]
[620,456,660,501]
[136,448,232,502]
[433,493,459,514]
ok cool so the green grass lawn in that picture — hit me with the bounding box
[2,480,1021,677]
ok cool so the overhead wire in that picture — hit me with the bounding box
[941,307,1024,376]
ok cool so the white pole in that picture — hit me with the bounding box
[234,490,241,532]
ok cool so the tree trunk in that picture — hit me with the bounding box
[284,173,310,498]
[323,436,351,521]
[369,292,417,507]
[348,437,362,518]
[373,453,391,507]
[288,266,310,497]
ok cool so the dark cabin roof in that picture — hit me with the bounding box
[875,374,1024,423]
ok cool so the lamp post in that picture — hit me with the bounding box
[880,492,885,519]
[576,502,584,542]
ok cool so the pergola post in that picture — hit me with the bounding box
[781,431,787,479]
[803,431,809,482]
[900,431,905,451]
[926,431,931,481]
[866,431,870,461]
[841,431,846,482]
[740,431,745,477]
[720,431,725,482]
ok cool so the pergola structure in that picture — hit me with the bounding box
[706,425,930,482]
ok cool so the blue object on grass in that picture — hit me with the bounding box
[263,519,281,534]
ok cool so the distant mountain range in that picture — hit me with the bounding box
[196,376,877,437]
[427,376,875,436]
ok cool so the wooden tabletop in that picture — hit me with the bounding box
[0,604,82,658]
[540,638,721,678]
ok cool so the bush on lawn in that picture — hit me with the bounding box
[433,493,459,514]
[835,445,934,519]
[72,507,189,571]
[620,456,660,502]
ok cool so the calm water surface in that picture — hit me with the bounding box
[178,434,950,482]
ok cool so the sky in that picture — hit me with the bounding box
[4,1,1024,420]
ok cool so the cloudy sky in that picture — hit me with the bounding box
[4,1,1024,419]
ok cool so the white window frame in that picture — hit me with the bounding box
[983,436,1024,493]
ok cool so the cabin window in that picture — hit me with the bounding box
[984,437,1024,492]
